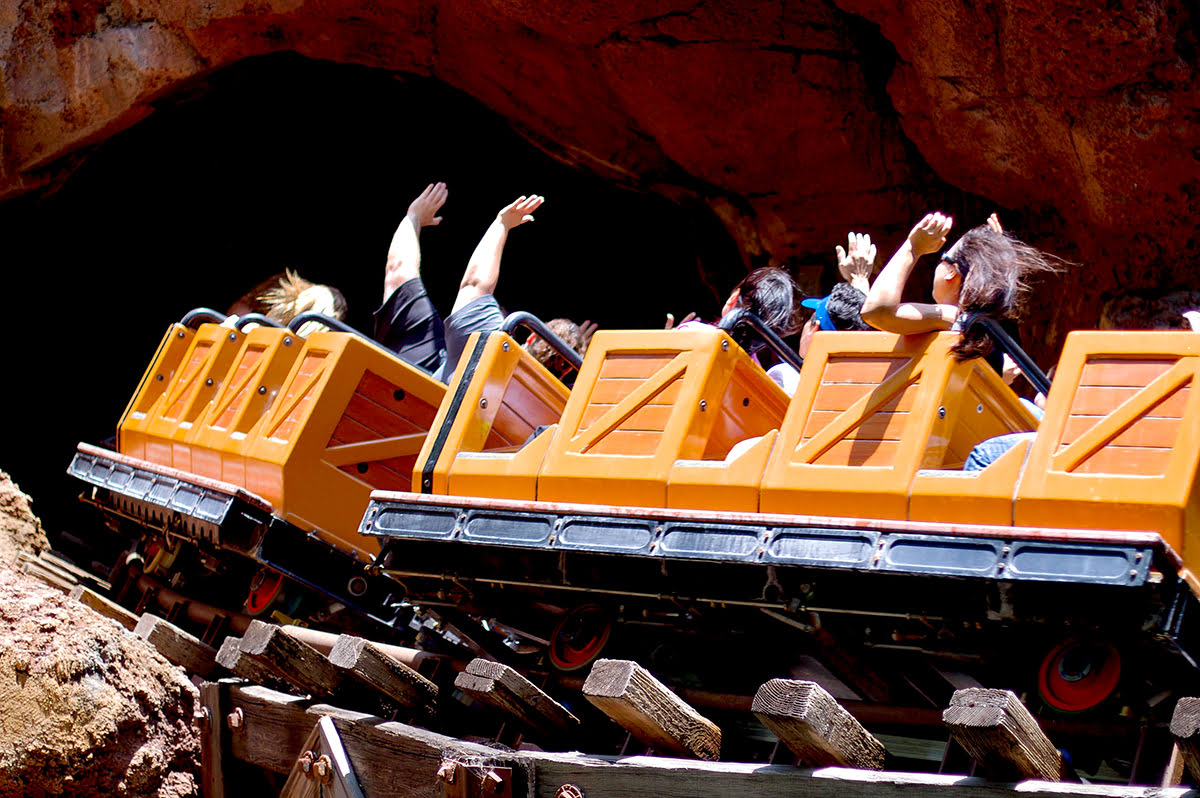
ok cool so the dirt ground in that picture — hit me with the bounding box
[0,470,202,797]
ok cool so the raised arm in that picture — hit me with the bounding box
[451,194,543,314]
[382,182,448,302]
[860,212,959,333]
[836,232,877,293]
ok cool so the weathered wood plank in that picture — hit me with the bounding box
[752,678,885,769]
[21,560,76,592]
[279,715,367,798]
[583,658,721,760]
[225,683,515,798]
[943,689,1070,782]
[327,634,438,715]
[136,613,220,678]
[70,585,139,630]
[215,636,294,694]
[455,658,578,741]
[199,681,227,798]
[524,751,1195,798]
[240,620,352,698]
[1170,697,1200,784]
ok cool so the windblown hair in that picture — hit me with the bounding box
[259,270,348,336]
[825,283,871,331]
[525,318,585,376]
[727,267,804,350]
[942,227,1063,361]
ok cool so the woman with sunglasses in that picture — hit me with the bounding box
[860,212,1060,378]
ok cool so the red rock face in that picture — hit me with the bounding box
[1,0,1197,343]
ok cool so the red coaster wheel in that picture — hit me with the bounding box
[549,605,611,671]
[245,568,284,616]
[1037,638,1121,713]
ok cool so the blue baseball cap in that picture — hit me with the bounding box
[802,296,836,332]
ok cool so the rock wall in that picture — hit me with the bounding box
[0,476,201,798]
[0,472,51,567]
[1,0,1197,337]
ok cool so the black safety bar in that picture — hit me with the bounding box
[718,308,804,374]
[961,312,1052,396]
[233,313,285,330]
[500,312,585,371]
[180,308,228,328]
[287,311,409,358]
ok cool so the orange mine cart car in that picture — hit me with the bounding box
[363,314,1200,739]
[71,308,446,631]
[1015,331,1200,560]
[537,324,790,511]
[413,324,572,501]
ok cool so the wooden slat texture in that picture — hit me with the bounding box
[454,658,579,741]
[586,429,667,456]
[240,620,352,699]
[199,681,227,798]
[821,357,911,384]
[581,403,675,432]
[812,383,919,414]
[1079,358,1175,386]
[278,716,367,798]
[327,635,438,715]
[224,683,515,795]
[21,560,76,592]
[588,378,684,406]
[943,689,1070,782]
[217,682,1189,798]
[1170,696,1200,784]
[1068,446,1173,476]
[583,658,721,760]
[136,613,220,678]
[1069,385,1191,417]
[524,751,1189,798]
[810,439,901,467]
[1062,415,1180,449]
[215,636,294,694]
[70,585,139,631]
[597,353,682,380]
[803,410,910,442]
[752,679,885,769]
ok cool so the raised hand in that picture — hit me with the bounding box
[986,212,1003,234]
[836,232,877,291]
[665,312,697,329]
[908,212,953,257]
[579,320,599,352]
[407,182,448,228]
[498,195,544,229]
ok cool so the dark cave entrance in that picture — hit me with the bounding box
[0,52,743,539]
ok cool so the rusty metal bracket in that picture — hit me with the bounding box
[439,763,513,798]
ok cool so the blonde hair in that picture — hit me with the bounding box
[259,270,348,336]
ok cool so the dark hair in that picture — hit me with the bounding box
[943,227,1062,360]
[525,318,584,375]
[825,283,871,331]
[728,267,803,349]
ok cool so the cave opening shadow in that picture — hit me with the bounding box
[0,51,741,541]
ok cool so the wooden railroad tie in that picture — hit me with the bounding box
[454,658,579,743]
[70,584,140,631]
[135,613,221,679]
[238,620,355,699]
[582,658,721,760]
[752,678,886,769]
[326,634,439,719]
[215,635,294,694]
[1170,696,1200,784]
[943,688,1072,782]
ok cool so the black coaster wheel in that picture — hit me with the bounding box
[549,604,612,672]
